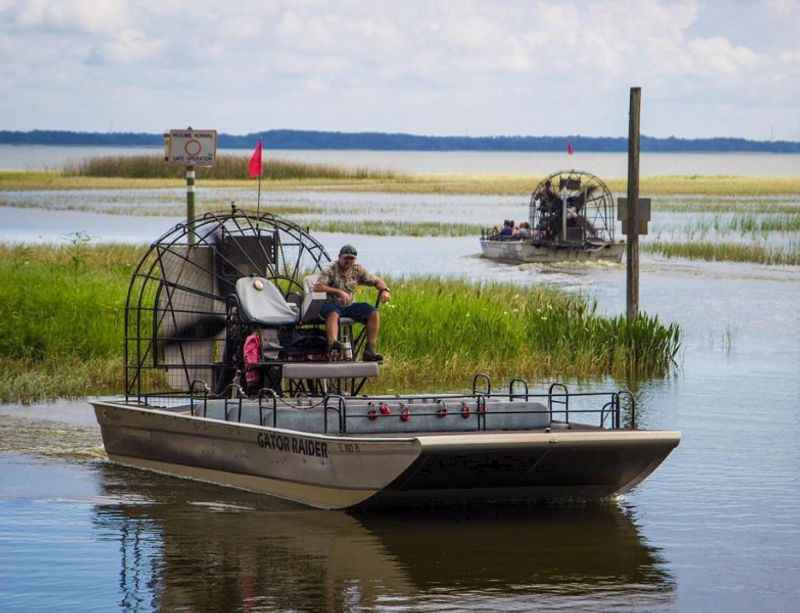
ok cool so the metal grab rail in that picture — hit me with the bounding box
[138,376,636,435]
[258,388,279,427]
[323,395,347,434]
[472,373,492,396]
[548,383,570,423]
[222,383,246,422]
[508,378,529,401]
[189,379,210,417]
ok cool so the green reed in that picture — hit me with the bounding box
[305,220,483,237]
[0,244,681,401]
[643,240,800,265]
[654,198,800,214]
[367,278,680,390]
[679,212,800,238]
[62,154,401,181]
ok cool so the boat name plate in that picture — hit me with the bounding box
[256,432,329,458]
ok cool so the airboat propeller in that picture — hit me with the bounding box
[127,209,331,397]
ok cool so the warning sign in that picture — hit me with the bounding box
[164,129,217,166]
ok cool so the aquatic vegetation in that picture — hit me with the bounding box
[643,240,800,265]
[0,199,479,237]
[0,198,325,218]
[61,154,403,181]
[654,197,800,214]
[0,244,681,401]
[305,220,483,237]
[3,169,799,196]
[707,212,800,236]
[370,278,681,391]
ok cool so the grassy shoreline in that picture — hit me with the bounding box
[0,244,680,403]
[3,169,800,196]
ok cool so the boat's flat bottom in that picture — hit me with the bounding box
[479,239,624,264]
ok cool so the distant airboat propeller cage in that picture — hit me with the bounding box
[124,210,330,400]
[529,170,616,243]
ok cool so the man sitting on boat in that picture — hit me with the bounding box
[313,244,391,362]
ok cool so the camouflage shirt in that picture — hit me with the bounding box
[318,262,378,298]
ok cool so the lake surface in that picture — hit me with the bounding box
[2,144,800,177]
[1,191,800,611]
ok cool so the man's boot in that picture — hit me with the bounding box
[326,340,344,359]
[362,344,383,362]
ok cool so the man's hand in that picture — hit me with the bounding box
[379,289,391,304]
[338,290,353,306]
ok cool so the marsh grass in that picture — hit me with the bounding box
[4,169,800,195]
[0,199,325,218]
[705,212,800,236]
[0,199,477,237]
[644,240,800,265]
[0,244,680,402]
[62,154,403,181]
[366,278,680,391]
[306,220,483,237]
[654,198,800,214]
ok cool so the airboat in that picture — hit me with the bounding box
[92,208,679,510]
[480,170,625,264]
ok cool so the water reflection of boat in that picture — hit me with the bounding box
[93,209,678,510]
[480,170,625,264]
[92,463,675,611]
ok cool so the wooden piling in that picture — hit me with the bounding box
[626,87,641,319]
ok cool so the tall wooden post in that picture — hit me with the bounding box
[186,164,196,246]
[626,87,641,319]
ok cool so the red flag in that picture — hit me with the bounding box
[567,142,574,155]
[248,140,263,177]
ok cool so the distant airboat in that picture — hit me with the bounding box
[481,170,625,264]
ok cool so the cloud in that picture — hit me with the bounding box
[688,36,761,76]
[7,0,130,33]
[0,0,797,138]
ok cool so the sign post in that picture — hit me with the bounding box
[625,88,641,320]
[186,165,196,244]
[164,128,217,245]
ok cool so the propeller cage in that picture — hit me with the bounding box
[528,170,617,244]
[124,210,331,402]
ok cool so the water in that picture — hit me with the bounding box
[1,187,800,610]
[2,144,799,176]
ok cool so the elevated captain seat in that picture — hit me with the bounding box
[235,277,299,327]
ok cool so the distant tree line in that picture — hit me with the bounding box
[1,129,798,153]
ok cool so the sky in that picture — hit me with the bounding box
[1,0,798,140]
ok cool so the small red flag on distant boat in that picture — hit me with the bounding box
[248,140,263,177]
[567,142,574,155]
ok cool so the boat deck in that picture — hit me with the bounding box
[122,396,609,437]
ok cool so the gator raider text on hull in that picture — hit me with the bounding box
[92,209,678,510]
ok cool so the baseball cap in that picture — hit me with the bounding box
[339,244,358,257]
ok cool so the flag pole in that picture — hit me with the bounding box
[256,170,262,219]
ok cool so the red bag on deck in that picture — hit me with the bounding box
[243,332,262,387]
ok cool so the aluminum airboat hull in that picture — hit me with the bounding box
[92,400,680,510]
[480,239,624,264]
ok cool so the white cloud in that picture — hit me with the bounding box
[767,0,798,16]
[102,28,163,63]
[0,0,797,138]
[688,36,761,76]
[9,0,130,33]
